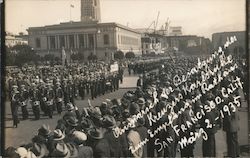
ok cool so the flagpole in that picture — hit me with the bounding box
[70,5,72,22]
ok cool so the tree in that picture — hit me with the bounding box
[114,50,124,60]
[43,54,55,61]
[71,53,84,63]
[9,44,39,66]
[125,51,135,59]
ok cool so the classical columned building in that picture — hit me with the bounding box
[27,21,141,61]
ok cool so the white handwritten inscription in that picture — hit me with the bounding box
[114,36,242,154]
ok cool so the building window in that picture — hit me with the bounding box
[104,34,109,45]
[49,36,56,49]
[88,34,94,48]
[69,35,75,48]
[78,34,85,48]
[94,0,97,6]
[59,35,65,48]
[35,38,41,48]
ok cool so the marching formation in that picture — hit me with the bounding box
[5,55,248,158]
[7,62,124,127]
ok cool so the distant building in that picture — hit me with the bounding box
[141,33,164,55]
[212,31,246,57]
[27,21,141,61]
[169,26,182,36]
[81,0,101,22]
[164,35,212,55]
[5,34,28,47]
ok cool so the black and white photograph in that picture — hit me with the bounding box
[3,0,249,157]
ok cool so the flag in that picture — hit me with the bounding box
[70,4,74,8]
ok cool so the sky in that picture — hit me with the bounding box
[5,0,246,39]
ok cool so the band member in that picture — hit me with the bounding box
[19,84,29,120]
[55,82,64,114]
[45,84,55,118]
[10,85,20,128]
[30,84,41,120]
[67,80,75,105]
[39,82,47,115]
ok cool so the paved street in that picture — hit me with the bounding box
[4,72,249,156]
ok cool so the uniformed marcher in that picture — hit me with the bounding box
[10,85,20,127]
[45,84,54,118]
[55,82,64,114]
[19,84,29,120]
[30,83,41,120]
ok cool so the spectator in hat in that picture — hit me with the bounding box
[102,115,123,157]
[87,128,110,158]
[30,142,49,158]
[135,117,148,157]
[37,125,51,142]
[72,130,93,158]
[49,142,71,158]
[137,97,146,110]
[127,123,143,158]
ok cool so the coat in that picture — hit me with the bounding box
[104,129,123,157]
[77,145,93,158]
[91,138,110,158]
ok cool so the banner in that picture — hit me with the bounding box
[110,62,119,72]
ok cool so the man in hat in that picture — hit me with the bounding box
[137,97,146,110]
[87,128,111,158]
[67,80,76,105]
[55,82,64,115]
[45,84,55,118]
[223,97,240,157]
[79,77,86,100]
[72,130,93,158]
[10,85,20,128]
[19,84,29,120]
[102,115,123,157]
[30,84,41,120]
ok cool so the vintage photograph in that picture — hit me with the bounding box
[3,0,249,157]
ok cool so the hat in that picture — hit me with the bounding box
[53,129,65,141]
[72,131,87,142]
[32,135,47,144]
[87,128,104,140]
[31,143,48,158]
[81,117,94,130]
[137,117,145,126]
[50,143,70,158]
[5,146,19,158]
[66,143,78,158]
[67,103,74,111]
[102,116,116,128]
[38,125,51,137]
[12,85,18,89]
[65,116,78,127]
[129,103,140,115]
[15,147,28,158]
[137,98,145,105]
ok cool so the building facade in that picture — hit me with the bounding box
[81,0,101,22]
[169,26,182,36]
[27,21,141,61]
[163,35,212,55]
[6,35,28,47]
[212,31,246,57]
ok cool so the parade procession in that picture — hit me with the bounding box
[3,0,249,157]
